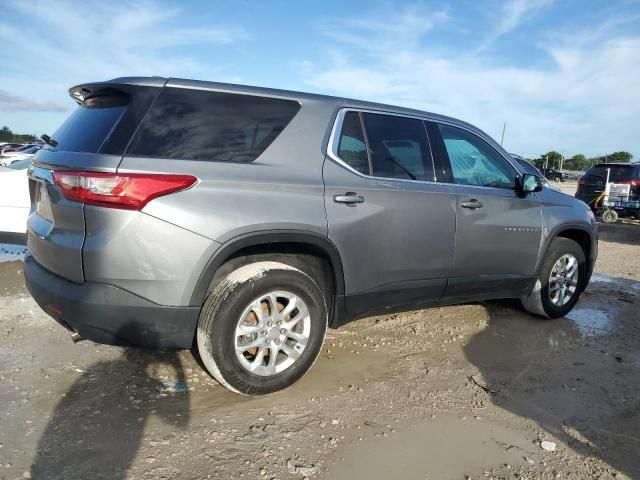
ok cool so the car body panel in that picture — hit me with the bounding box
[323,158,456,297]
[445,185,542,296]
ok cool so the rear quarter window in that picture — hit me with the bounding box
[125,88,301,162]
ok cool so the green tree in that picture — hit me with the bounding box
[565,154,588,171]
[539,151,562,169]
[606,151,633,163]
[0,125,37,144]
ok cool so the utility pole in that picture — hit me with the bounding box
[500,122,506,146]
[559,152,564,172]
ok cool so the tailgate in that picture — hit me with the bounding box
[27,158,86,283]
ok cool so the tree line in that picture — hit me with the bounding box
[529,151,633,172]
[0,126,38,144]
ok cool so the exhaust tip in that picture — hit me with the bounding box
[70,332,84,343]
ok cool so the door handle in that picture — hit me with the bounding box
[461,199,483,209]
[334,192,365,205]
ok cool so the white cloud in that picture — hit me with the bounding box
[302,4,640,158]
[487,0,553,44]
[0,91,66,112]
[0,0,249,131]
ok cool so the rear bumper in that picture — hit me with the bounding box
[24,255,199,348]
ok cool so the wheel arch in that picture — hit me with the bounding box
[189,230,345,323]
[541,224,595,290]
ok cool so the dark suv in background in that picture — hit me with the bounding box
[576,162,640,211]
[25,77,598,395]
[542,168,569,182]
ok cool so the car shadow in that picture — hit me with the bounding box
[463,299,640,477]
[598,222,640,246]
[30,326,190,480]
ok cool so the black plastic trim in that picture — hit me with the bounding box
[24,255,199,348]
[189,230,346,314]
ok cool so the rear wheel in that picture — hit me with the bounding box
[521,238,586,318]
[197,261,327,395]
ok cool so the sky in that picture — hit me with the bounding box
[1,0,639,159]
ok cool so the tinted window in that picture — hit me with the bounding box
[51,93,129,153]
[337,111,369,175]
[361,113,434,181]
[438,124,515,188]
[516,159,541,176]
[586,165,636,181]
[126,88,301,162]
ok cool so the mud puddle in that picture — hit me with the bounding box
[566,307,612,335]
[327,414,540,480]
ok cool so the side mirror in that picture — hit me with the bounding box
[521,173,542,193]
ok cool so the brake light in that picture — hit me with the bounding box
[617,179,640,187]
[53,171,197,210]
[577,178,586,185]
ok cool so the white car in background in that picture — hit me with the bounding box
[0,159,31,233]
[0,145,42,166]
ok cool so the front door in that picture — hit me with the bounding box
[430,122,543,298]
[324,110,457,315]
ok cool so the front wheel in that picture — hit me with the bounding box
[197,261,327,395]
[521,238,586,318]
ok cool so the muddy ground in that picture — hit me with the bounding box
[1,213,639,479]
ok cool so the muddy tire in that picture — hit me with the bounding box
[196,261,327,395]
[521,238,586,319]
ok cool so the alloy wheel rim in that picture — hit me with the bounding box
[548,254,579,307]
[234,291,311,376]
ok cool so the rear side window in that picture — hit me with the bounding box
[126,88,300,162]
[51,92,129,153]
[363,113,434,181]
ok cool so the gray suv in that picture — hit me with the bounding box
[24,77,598,395]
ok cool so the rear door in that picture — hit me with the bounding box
[429,122,542,298]
[324,110,456,315]
[28,82,162,282]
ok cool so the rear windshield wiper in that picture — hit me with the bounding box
[41,134,58,147]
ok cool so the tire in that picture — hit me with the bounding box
[196,261,327,395]
[602,209,618,224]
[521,238,586,319]
[554,176,561,182]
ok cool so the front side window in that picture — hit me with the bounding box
[361,113,434,181]
[126,88,300,162]
[438,124,515,189]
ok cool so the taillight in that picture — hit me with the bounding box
[617,179,640,187]
[52,171,198,210]
[577,178,586,185]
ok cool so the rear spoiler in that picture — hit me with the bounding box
[68,77,168,104]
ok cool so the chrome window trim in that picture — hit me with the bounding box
[327,107,522,189]
[327,108,438,185]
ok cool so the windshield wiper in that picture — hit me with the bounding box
[41,134,58,147]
